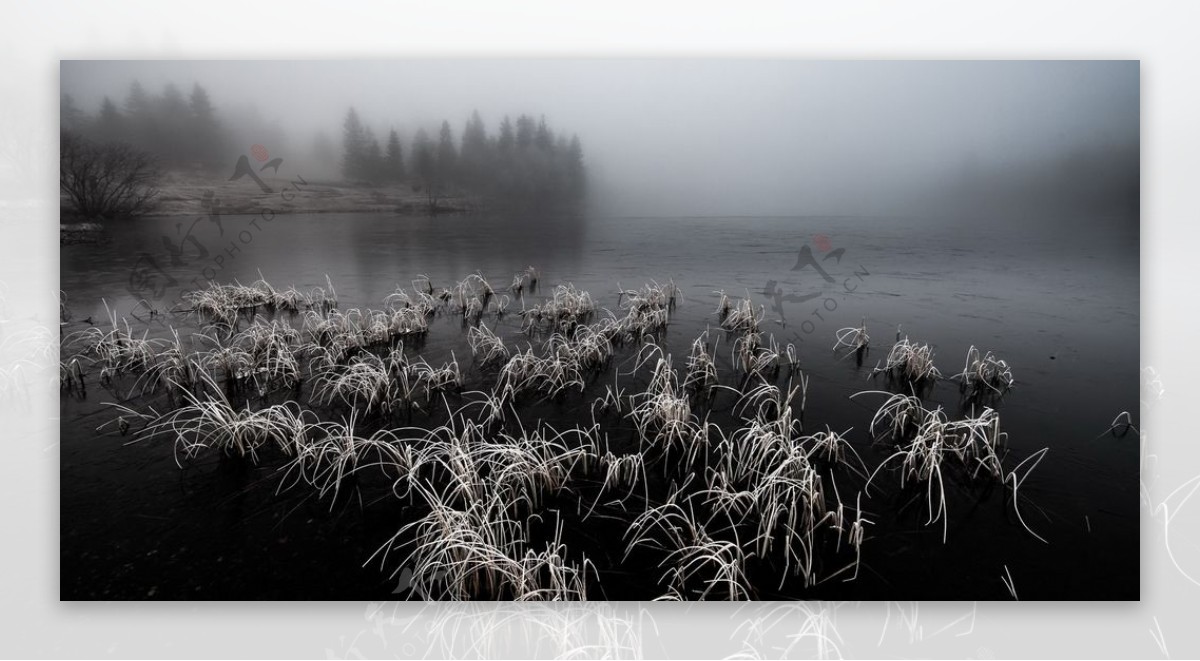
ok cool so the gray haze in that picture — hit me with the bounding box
[60,60,1139,219]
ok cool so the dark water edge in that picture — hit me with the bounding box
[59,212,1139,600]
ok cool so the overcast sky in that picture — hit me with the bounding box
[60,60,1139,217]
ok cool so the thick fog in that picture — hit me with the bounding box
[60,60,1138,220]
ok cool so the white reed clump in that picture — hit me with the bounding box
[509,267,539,296]
[734,375,806,425]
[544,324,614,374]
[802,426,863,471]
[467,323,509,368]
[854,391,925,442]
[721,296,762,334]
[954,345,1014,394]
[591,374,626,418]
[305,275,339,312]
[383,286,414,310]
[60,356,87,393]
[497,346,584,399]
[595,451,648,510]
[369,490,525,600]
[197,341,253,388]
[783,342,799,374]
[873,336,941,382]
[627,349,703,458]
[389,307,431,337]
[947,407,1007,480]
[413,353,463,395]
[313,355,415,415]
[132,327,201,398]
[862,393,1043,543]
[660,534,754,600]
[232,320,303,391]
[867,405,953,541]
[280,411,410,504]
[714,290,731,319]
[624,498,703,559]
[740,335,782,379]
[684,332,719,394]
[618,279,679,316]
[63,304,159,380]
[833,320,870,351]
[250,276,305,314]
[520,283,596,334]
[514,542,595,601]
[133,374,316,465]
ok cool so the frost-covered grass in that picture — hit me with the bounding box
[73,270,1053,600]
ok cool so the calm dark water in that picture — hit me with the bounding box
[60,212,1139,600]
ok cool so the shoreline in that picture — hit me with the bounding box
[60,169,474,234]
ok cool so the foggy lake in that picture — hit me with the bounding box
[60,210,1138,599]
[58,59,1139,601]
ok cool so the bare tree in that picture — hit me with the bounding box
[60,131,161,219]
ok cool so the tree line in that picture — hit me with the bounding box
[341,108,586,207]
[62,81,227,169]
[59,80,589,216]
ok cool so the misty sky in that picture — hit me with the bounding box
[60,60,1138,217]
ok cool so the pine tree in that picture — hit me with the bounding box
[94,96,123,141]
[188,83,222,168]
[364,127,383,183]
[160,83,187,114]
[60,94,84,132]
[535,115,554,152]
[515,114,535,150]
[497,115,514,155]
[124,80,150,117]
[436,120,457,187]
[566,134,586,199]
[385,128,405,182]
[341,107,367,181]
[124,80,155,151]
[411,128,436,205]
[460,110,488,190]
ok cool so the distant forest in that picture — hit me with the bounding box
[61,82,226,169]
[341,108,586,207]
[60,81,587,207]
